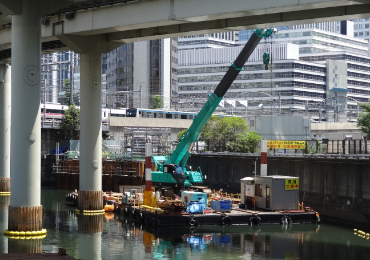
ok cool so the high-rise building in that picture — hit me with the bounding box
[353,18,370,40]
[178,28,369,123]
[104,39,178,109]
[41,51,79,104]
[239,21,353,41]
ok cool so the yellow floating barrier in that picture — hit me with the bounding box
[354,229,357,232]
[82,209,105,215]
[3,229,47,237]
[75,209,105,215]
[4,234,47,240]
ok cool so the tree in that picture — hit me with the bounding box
[177,129,188,142]
[177,116,262,153]
[199,116,222,142]
[63,79,71,105]
[60,105,80,139]
[150,95,163,109]
[358,101,370,139]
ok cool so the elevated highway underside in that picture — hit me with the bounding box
[1,0,370,60]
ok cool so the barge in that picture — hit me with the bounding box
[122,205,319,227]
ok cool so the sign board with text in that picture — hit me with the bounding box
[285,179,299,190]
[267,140,305,149]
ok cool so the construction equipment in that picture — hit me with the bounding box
[151,29,278,188]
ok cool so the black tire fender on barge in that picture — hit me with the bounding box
[222,216,232,226]
[250,214,261,225]
[281,214,292,225]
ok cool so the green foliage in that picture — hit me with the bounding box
[150,95,163,109]
[60,105,80,139]
[358,101,370,139]
[177,129,188,142]
[63,79,71,105]
[179,116,262,153]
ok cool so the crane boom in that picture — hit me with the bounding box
[165,32,264,167]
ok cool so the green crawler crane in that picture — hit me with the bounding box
[151,29,277,189]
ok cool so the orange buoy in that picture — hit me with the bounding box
[104,204,114,212]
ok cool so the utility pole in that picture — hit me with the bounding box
[335,92,338,123]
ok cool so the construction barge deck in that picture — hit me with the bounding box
[122,205,319,227]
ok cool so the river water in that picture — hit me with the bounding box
[0,188,370,259]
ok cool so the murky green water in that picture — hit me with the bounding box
[1,188,370,259]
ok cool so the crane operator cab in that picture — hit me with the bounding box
[163,164,185,183]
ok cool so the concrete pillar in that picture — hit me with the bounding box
[0,64,11,193]
[56,33,121,211]
[78,48,103,211]
[9,0,43,231]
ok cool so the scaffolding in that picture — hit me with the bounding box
[52,127,175,176]
[123,127,174,161]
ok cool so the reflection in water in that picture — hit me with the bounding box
[78,214,103,260]
[3,188,369,260]
[0,196,9,253]
[79,233,102,260]
[8,239,42,254]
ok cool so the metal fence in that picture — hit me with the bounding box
[326,139,370,154]
[195,139,370,155]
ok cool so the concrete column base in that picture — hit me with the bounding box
[8,206,43,232]
[0,178,10,193]
[78,214,103,233]
[78,191,103,211]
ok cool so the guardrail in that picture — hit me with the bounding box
[192,151,370,159]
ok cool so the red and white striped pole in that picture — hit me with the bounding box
[145,142,152,190]
[260,139,267,176]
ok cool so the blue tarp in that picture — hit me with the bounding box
[185,198,205,213]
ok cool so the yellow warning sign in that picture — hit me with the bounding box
[285,179,299,190]
[267,140,305,149]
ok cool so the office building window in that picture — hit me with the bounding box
[360,32,364,36]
